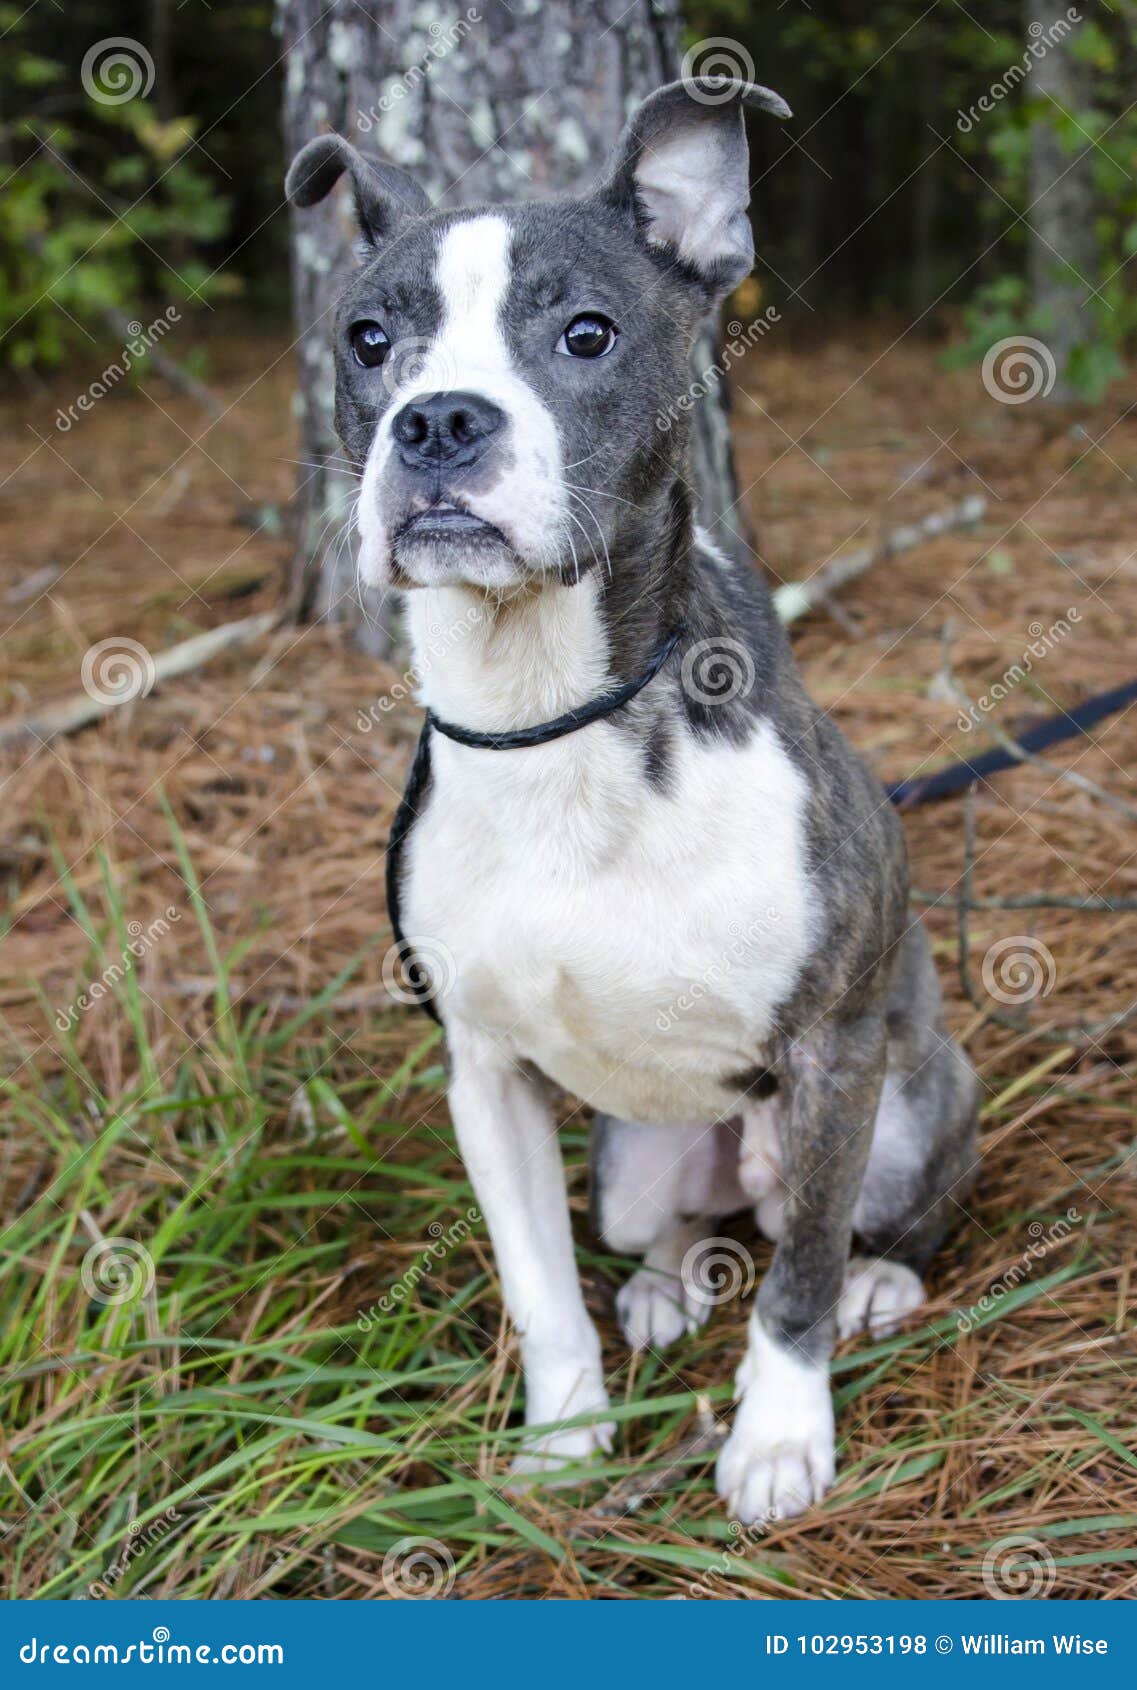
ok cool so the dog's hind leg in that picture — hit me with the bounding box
[841,923,982,1339]
[616,1215,719,1351]
[737,1094,788,1242]
[592,1116,748,1351]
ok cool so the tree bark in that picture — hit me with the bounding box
[277,0,753,652]
[1025,6,1097,402]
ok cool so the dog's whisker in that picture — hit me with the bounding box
[563,504,603,584]
[306,500,351,585]
[277,456,361,476]
[562,480,641,513]
[566,491,612,581]
[557,514,583,587]
[341,492,372,625]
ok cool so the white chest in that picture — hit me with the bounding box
[402,712,817,1126]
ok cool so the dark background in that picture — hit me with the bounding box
[4,0,1134,383]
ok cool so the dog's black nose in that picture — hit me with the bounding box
[392,391,505,468]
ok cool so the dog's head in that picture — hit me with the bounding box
[286,78,789,592]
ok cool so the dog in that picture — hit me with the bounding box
[286,76,980,1523]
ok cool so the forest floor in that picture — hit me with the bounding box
[1,321,1135,1599]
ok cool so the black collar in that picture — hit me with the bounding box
[425,627,684,750]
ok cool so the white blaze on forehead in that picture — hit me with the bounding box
[437,215,512,341]
[409,214,514,394]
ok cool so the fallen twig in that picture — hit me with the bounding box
[773,494,986,624]
[913,889,1137,914]
[0,612,278,749]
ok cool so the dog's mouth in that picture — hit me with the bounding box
[396,503,508,547]
[386,499,532,591]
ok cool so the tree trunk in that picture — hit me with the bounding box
[277,0,754,652]
[1025,6,1097,401]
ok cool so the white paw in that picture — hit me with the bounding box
[837,1255,924,1340]
[507,1418,614,1487]
[507,1360,614,1485]
[716,1418,835,1525]
[616,1266,709,1351]
[716,1320,836,1524]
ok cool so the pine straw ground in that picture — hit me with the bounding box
[1,323,1135,1601]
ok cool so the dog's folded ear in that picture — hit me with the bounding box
[285,134,430,247]
[598,78,790,296]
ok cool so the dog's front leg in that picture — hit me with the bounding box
[447,1022,614,1476]
[716,1012,886,1523]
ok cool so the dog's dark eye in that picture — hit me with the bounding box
[557,314,618,359]
[350,321,391,368]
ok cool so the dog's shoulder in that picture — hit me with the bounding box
[678,531,909,1012]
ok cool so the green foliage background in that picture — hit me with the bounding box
[3,0,1136,397]
[695,0,1137,397]
[0,1,276,371]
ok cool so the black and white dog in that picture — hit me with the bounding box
[287,77,980,1523]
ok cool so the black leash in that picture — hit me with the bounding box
[886,676,1137,809]
[426,628,684,750]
